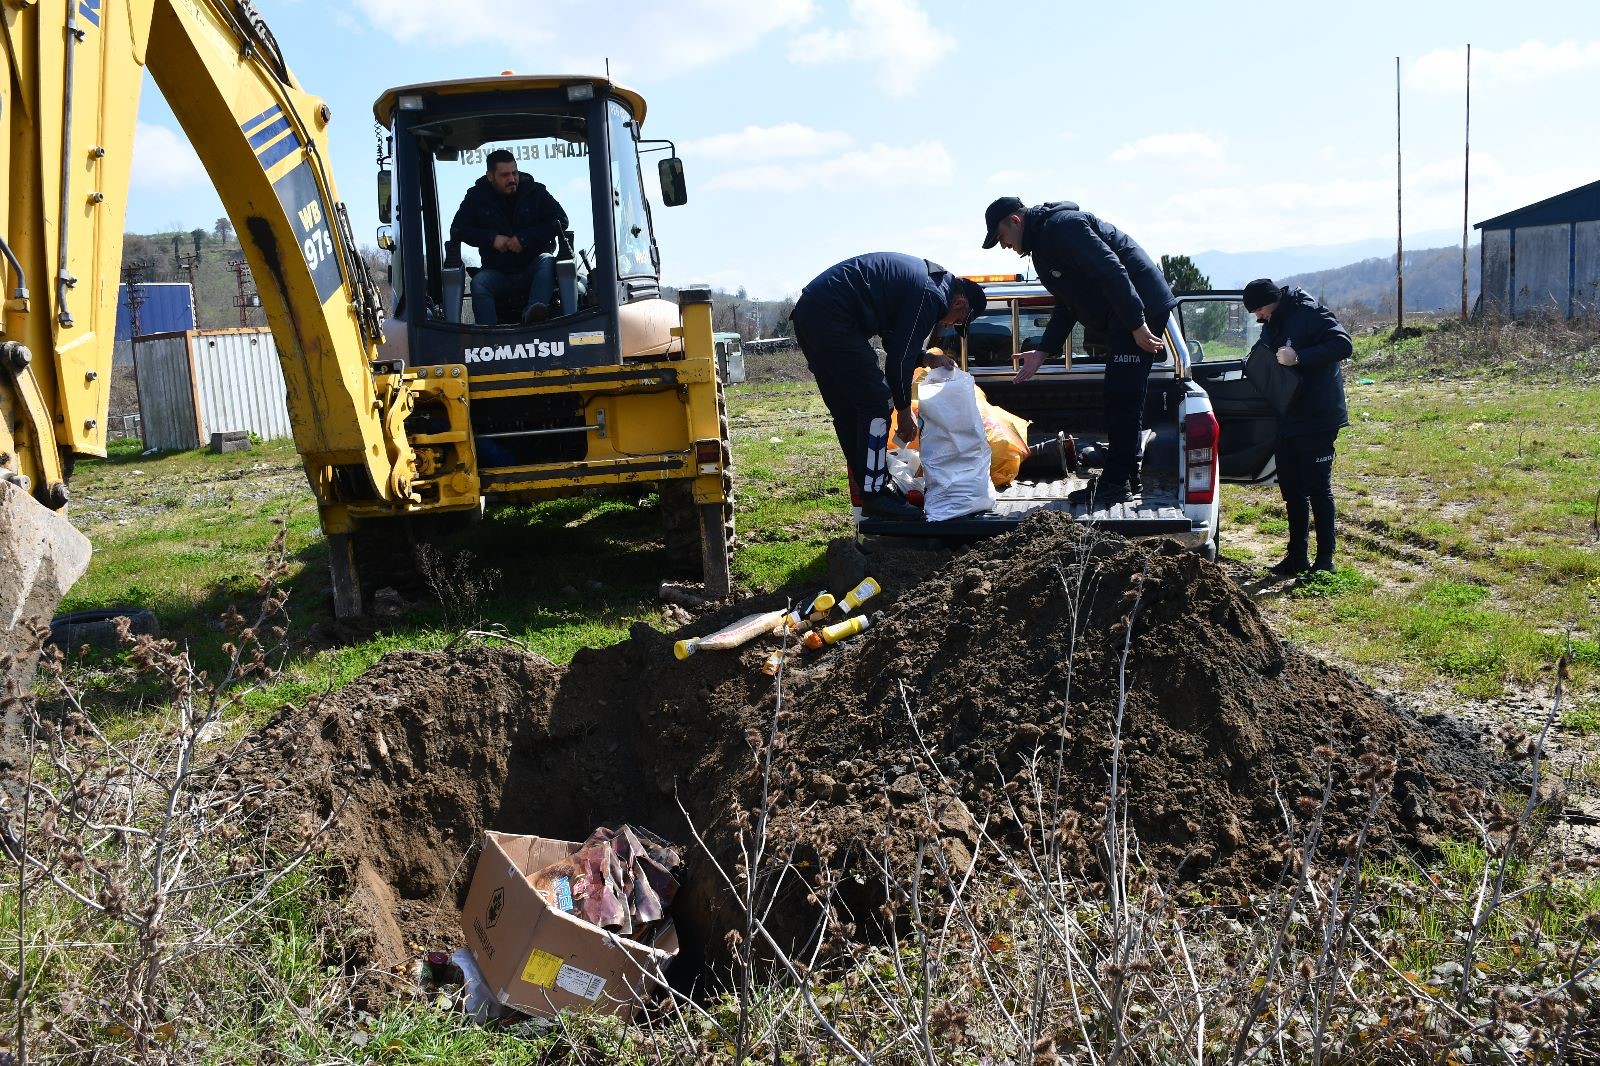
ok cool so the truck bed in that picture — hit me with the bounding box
[858,471,1194,538]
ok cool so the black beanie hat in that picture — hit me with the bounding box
[1242,278,1280,311]
[956,278,988,326]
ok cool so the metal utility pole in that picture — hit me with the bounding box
[173,240,202,328]
[227,258,258,327]
[1462,44,1472,320]
[1396,56,1404,332]
[121,259,152,339]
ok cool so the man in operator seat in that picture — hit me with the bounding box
[451,148,569,325]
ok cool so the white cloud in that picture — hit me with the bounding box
[1109,132,1226,166]
[1409,40,1600,93]
[704,140,952,193]
[685,124,854,164]
[130,123,206,189]
[354,0,815,77]
[1129,147,1593,256]
[984,168,1042,189]
[788,0,956,98]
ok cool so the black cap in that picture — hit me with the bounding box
[982,196,1026,249]
[955,278,988,326]
[1242,278,1280,311]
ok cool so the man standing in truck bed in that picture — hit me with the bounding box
[790,253,986,520]
[983,197,1176,507]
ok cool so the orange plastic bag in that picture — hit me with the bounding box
[974,385,1030,489]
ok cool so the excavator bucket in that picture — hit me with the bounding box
[1,482,90,692]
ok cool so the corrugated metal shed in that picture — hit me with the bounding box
[133,328,292,451]
[115,282,196,341]
[1475,179,1600,318]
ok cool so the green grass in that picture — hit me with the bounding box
[57,373,1600,709]
[1373,839,1600,979]
[27,363,1600,1066]
[1561,697,1600,736]
[1289,566,1374,600]
[1224,373,1600,696]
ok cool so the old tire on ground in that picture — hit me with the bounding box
[48,607,160,654]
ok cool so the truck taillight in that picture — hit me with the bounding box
[1184,411,1219,504]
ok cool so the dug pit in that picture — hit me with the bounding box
[246,513,1527,991]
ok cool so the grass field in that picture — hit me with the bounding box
[16,331,1597,1061]
[58,353,1600,709]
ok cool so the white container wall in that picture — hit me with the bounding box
[133,328,291,451]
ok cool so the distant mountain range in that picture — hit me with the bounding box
[1191,229,1479,312]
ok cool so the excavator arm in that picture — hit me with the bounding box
[2,0,435,634]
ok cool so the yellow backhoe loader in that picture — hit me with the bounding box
[1,1,734,679]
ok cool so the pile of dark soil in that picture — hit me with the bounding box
[245,513,1524,981]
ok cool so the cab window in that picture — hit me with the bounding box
[609,101,657,279]
[1177,297,1257,362]
[408,106,595,325]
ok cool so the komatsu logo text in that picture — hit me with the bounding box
[464,341,566,363]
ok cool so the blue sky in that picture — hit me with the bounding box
[128,0,1600,299]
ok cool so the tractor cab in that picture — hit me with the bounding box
[374,76,686,377]
[368,76,732,599]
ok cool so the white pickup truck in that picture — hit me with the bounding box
[856,282,1278,558]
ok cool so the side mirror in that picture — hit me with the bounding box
[658,156,687,207]
[377,169,393,224]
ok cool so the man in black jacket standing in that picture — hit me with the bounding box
[451,149,569,325]
[982,197,1177,507]
[790,253,986,520]
[1242,278,1353,575]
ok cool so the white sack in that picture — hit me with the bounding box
[885,447,924,496]
[916,367,998,521]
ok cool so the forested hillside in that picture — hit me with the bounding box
[1281,243,1481,313]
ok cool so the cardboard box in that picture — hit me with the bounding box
[461,831,680,1019]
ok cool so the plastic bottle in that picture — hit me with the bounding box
[838,577,881,614]
[777,590,836,632]
[802,610,882,649]
[674,608,789,660]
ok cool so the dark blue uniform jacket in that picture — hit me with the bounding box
[799,252,958,410]
[1022,202,1177,357]
[1258,286,1353,437]
[450,173,568,273]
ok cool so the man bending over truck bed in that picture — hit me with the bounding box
[790,253,986,521]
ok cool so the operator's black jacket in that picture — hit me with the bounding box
[1257,286,1353,438]
[1021,202,1177,356]
[795,252,960,410]
[449,172,568,273]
